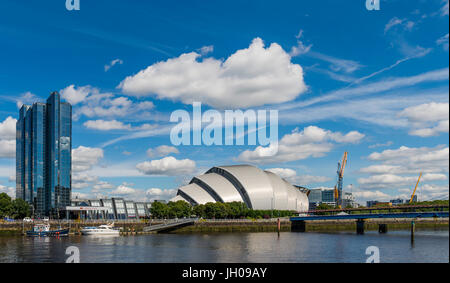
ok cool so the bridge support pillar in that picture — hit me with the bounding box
[291,220,306,232]
[411,220,415,244]
[378,224,388,233]
[356,219,365,234]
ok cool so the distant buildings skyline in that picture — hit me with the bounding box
[16,92,72,217]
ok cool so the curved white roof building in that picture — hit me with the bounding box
[171,165,309,212]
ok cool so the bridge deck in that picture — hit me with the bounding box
[291,211,449,221]
[143,218,196,232]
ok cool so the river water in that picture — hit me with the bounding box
[0,229,448,263]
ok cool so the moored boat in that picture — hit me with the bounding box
[26,223,69,237]
[80,223,120,235]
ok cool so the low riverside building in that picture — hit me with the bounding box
[170,165,309,212]
[66,198,152,220]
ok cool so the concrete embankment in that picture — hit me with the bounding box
[0,221,159,236]
[171,218,449,233]
[1,218,448,235]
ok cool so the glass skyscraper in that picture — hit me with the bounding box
[16,92,72,217]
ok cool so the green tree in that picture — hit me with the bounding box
[168,200,192,218]
[11,198,31,219]
[193,204,206,218]
[150,201,170,219]
[0,193,13,218]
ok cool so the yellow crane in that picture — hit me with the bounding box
[409,173,422,204]
[334,152,348,208]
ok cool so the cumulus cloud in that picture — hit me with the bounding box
[198,45,214,55]
[398,102,449,137]
[358,145,449,190]
[111,183,137,195]
[0,184,15,198]
[72,146,104,172]
[60,85,155,120]
[146,188,177,201]
[119,38,307,108]
[146,145,180,158]
[236,126,364,164]
[16,92,38,109]
[265,167,330,186]
[60,85,91,105]
[136,156,196,176]
[0,117,17,158]
[83,119,157,131]
[104,58,123,72]
[72,173,99,189]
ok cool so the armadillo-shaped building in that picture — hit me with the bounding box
[171,165,309,212]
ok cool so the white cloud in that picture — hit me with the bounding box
[358,173,447,188]
[104,58,123,72]
[111,183,137,195]
[237,126,364,164]
[72,146,104,172]
[0,116,17,140]
[16,92,38,109]
[384,17,415,34]
[198,45,214,55]
[368,141,393,149]
[265,168,330,186]
[358,145,449,190]
[441,0,449,16]
[119,38,307,108]
[398,102,449,137]
[60,85,92,105]
[83,119,157,131]
[136,156,196,176]
[0,184,15,198]
[146,145,180,158]
[290,30,313,56]
[84,119,131,131]
[92,181,115,191]
[437,33,449,50]
[306,51,363,74]
[353,190,392,202]
[0,117,17,158]
[61,85,155,120]
[72,173,99,189]
[146,188,177,201]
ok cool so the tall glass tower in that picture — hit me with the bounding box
[16,92,72,217]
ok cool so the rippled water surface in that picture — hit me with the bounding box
[0,230,448,263]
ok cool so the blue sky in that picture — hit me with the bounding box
[0,0,448,204]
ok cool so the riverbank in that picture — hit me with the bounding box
[170,218,449,233]
[1,218,448,235]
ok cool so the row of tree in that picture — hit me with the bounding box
[0,193,31,219]
[150,200,296,219]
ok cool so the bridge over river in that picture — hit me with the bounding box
[290,204,449,241]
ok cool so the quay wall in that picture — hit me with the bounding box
[0,218,448,235]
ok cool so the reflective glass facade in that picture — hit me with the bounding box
[16,92,72,217]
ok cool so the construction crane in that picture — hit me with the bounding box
[409,173,422,204]
[334,152,348,209]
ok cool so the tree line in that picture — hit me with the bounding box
[150,200,296,219]
[0,193,31,219]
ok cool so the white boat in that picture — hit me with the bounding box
[80,223,120,235]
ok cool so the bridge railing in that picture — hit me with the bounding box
[307,204,449,216]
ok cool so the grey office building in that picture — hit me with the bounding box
[16,92,72,217]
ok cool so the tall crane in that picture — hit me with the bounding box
[334,152,348,208]
[409,173,422,204]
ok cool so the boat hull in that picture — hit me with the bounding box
[81,230,120,236]
[26,228,69,237]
